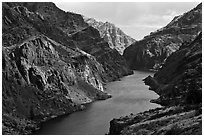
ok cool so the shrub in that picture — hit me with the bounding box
[165,125,183,135]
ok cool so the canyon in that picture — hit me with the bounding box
[108,3,202,135]
[2,2,132,134]
[109,31,202,135]
[2,2,202,135]
[34,71,160,135]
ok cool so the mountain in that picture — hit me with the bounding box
[109,32,202,135]
[2,2,132,134]
[123,3,202,70]
[70,26,133,81]
[84,17,136,55]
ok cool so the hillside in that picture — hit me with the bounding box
[2,2,132,134]
[123,3,202,70]
[109,32,202,135]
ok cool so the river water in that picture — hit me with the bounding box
[35,71,160,135]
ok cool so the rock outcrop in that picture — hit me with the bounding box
[145,32,202,106]
[2,35,111,135]
[70,26,133,81]
[2,2,131,134]
[109,32,202,135]
[124,3,202,70]
[84,17,136,55]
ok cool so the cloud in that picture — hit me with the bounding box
[118,24,163,29]
[55,2,199,40]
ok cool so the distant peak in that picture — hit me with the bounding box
[84,16,136,55]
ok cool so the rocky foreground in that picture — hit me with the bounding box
[2,2,132,134]
[109,32,202,135]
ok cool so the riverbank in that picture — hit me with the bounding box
[34,71,159,135]
[2,2,134,135]
[3,101,86,135]
[108,32,202,135]
[108,76,201,135]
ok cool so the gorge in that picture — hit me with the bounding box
[109,32,202,135]
[35,71,160,135]
[2,2,202,135]
[2,2,132,134]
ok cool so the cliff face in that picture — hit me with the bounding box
[124,3,202,70]
[109,32,202,135]
[3,2,132,81]
[3,36,112,134]
[70,26,133,81]
[2,2,131,134]
[145,32,202,106]
[84,17,136,55]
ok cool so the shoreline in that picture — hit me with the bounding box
[31,72,133,135]
[132,68,157,73]
[108,71,202,135]
[34,71,158,135]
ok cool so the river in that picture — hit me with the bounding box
[35,71,160,135]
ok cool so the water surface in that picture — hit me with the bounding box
[36,71,160,135]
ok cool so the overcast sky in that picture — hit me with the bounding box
[55,2,199,40]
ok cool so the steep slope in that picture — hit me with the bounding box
[3,2,132,81]
[84,17,136,55]
[124,3,202,70]
[109,32,202,135]
[2,35,112,135]
[70,26,133,81]
[145,32,202,106]
[2,2,131,134]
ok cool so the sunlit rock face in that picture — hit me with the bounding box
[84,17,136,55]
[124,3,202,70]
[2,35,111,134]
[70,26,133,82]
[2,2,133,134]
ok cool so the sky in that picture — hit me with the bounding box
[55,2,199,40]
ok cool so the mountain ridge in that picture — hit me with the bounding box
[84,17,136,55]
[123,3,202,70]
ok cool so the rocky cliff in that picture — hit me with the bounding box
[70,26,133,81]
[109,32,202,135]
[124,3,202,70]
[2,2,131,134]
[84,17,136,55]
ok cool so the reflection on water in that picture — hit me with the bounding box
[35,71,160,135]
